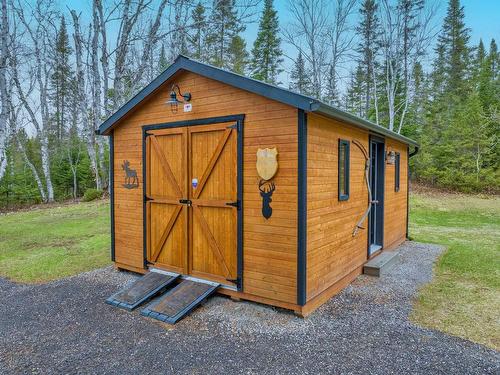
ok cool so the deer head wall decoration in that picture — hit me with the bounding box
[256,147,278,220]
[259,179,275,219]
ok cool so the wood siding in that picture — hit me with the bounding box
[112,71,298,304]
[383,139,408,249]
[306,113,369,301]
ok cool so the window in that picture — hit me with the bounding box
[338,139,350,201]
[395,152,401,192]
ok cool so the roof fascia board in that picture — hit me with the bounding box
[98,62,184,135]
[315,103,419,147]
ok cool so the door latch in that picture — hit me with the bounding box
[225,200,240,210]
[179,199,192,206]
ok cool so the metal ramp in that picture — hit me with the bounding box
[106,270,180,311]
[141,279,219,324]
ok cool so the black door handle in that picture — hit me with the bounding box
[179,199,192,206]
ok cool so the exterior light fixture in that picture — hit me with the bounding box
[166,84,192,113]
[386,150,396,164]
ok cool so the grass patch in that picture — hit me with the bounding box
[409,192,500,350]
[0,200,111,283]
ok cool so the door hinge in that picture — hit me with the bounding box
[225,200,240,210]
[226,277,241,288]
[145,196,154,202]
[179,199,192,206]
[227,122,242,132]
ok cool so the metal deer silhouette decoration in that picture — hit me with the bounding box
[259,180,275,219]
[122,160,139,189]
[256,148,278,220]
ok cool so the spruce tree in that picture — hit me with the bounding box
[356,0,380,117]
[206,0,247,73]
[435,0,471,99]
[227,35,248,75]
[249,0,283,84]
[289,52,312,96]
[158,44,169,73]
[489,39,499,81]
[50,16,73,141]
[476,39,486,66]
[345,65,365,117]
[188,2,207,61]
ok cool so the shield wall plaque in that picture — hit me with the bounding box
[256,148,278,181]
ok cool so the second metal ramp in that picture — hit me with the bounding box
[141,279,219,324]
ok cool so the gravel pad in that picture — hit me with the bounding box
[0,241,498,374]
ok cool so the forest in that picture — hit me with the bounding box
[0,0,498,207]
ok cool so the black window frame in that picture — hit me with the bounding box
[338,139,350,201]
[395,152,401,192]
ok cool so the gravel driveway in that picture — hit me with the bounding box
[0,241,498,374]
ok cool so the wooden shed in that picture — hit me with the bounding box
[98,55,419,318]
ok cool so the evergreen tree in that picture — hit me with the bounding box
[206,0,247,73]
[50,16,73,141]
[249,0,283,84]
[356,0,380,117]
[158,44,168,73]
[476,39,486,66]
[403,62,428,139]
[188,2,207,61]
[345,65,365,117]
[227,35,248,75]
[475,40,494,111]
[289,52,312,96]
[488,39,499,81]
[435,0,471,99]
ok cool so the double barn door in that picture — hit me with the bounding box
[145,122,239,287]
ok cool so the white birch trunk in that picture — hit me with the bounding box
[0,0,9,180]
[71,10,102,191]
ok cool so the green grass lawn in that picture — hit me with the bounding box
[0,200,111,283]
[409,191,500,350]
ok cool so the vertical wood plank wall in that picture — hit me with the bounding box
[112,71,298,304]
[383,139,408,249]
[306,114,369,301]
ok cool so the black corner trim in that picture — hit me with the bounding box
[142,127,148,268]
[297,110,307,306]
[406,146,410,239]
[110,132,115,262]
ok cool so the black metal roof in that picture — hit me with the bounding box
[98,55,418,147]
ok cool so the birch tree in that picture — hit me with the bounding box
[356,0,380,119]
[284,0,329,97]
[13,0,57,201]
[325,0,357,105]
[70,10,101,191]
[378,0,437,132]
[0,0,9,179]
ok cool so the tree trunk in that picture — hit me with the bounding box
[40,134,54,201]
[71,10,102,191]
[0,0,9,180]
